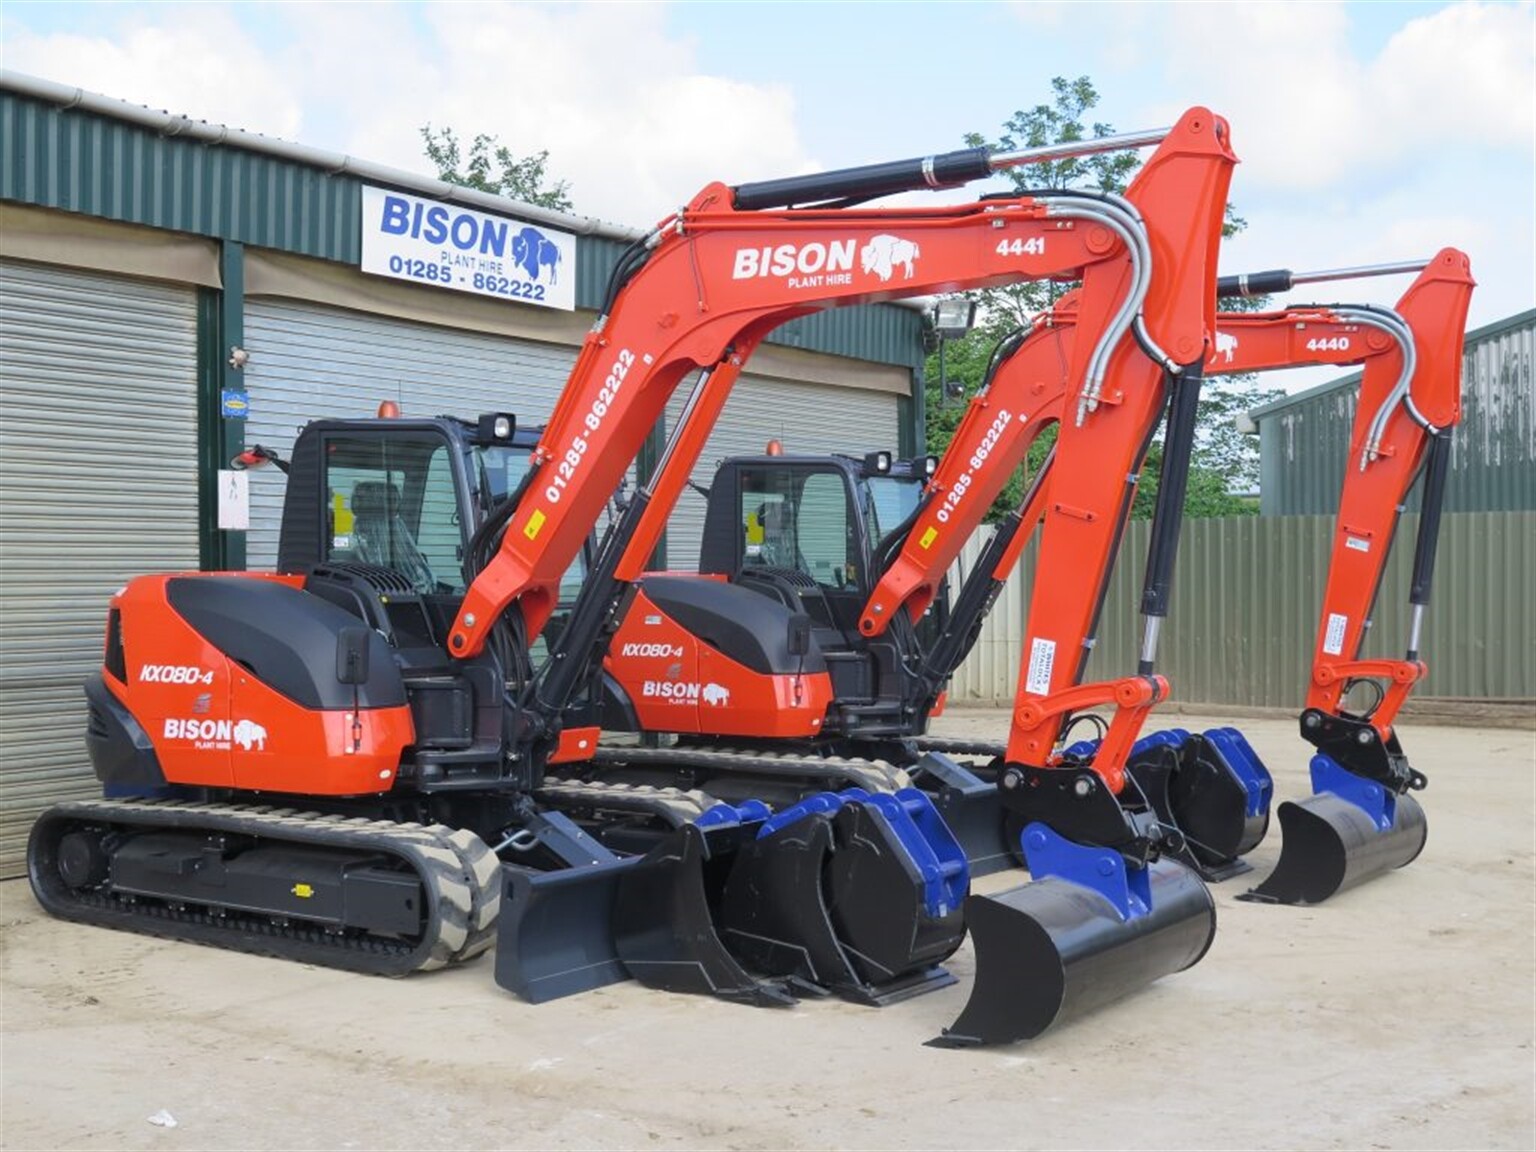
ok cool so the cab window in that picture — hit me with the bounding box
[738,466,857,590]
[323,432,454,594]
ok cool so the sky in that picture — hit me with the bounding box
[3,0,1532,394]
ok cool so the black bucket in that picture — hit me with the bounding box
[717,812,867,994]
[494,859,633,1003]
[611,823,796,1006]
[719,790,965,1006]
[932,834,1215,1046]
[1241,790,1427,906]
[1124,728,1273,881]
[823,799,965,1001]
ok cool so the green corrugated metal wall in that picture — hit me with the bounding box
[1257,310,1536,516]
[0,89,924,370]
[949,511,1535,708]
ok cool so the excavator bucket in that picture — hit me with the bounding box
[500,791,967,1008]
[1125,728,1273,881]
[932,824,1215,1046]
[495,802,795,1007]
[1241,755,1427,905]
[719,788,967,1005]
[718,802,859,993]
[823,790,968,1001]
[496,857,633,1003]
[610,818,796,1006]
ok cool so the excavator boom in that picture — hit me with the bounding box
[450,111,1235,668]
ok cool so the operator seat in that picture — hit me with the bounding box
[350,481,436,593]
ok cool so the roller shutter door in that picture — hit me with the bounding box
[242,299,581,569]
[0,259,199,877]
[662,374,903,570]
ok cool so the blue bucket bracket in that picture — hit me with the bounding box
[1310,754,1396,831]
[1018,822,1152,923]
[1205,727,1275,819]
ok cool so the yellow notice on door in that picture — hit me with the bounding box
[524,510,547,540]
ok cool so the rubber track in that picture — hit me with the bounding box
[538,778,719,827]
[28,799,501,976]
[588,745,911,794]
[913,737,1007,759]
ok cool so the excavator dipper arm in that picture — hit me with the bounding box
[1220,249,1475,906]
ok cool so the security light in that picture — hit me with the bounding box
[931,297,977,340]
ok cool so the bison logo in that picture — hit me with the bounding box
[702,683,730,706]
[860,234,920,282]
[233,719,268,752]
[1213,331,1238,364]
[512,226,562,284]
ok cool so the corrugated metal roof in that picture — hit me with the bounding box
[0,75,925,370]
[1254,308,1535,514]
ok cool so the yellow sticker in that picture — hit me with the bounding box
[524,509,547,540]
[333,491,353,534]
[919,526,938,550]
[291,883,314,899]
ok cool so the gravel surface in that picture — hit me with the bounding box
[3,709,1531,1150]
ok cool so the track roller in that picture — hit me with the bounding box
[932,823,1215,1046]
[1240,754,1427,906]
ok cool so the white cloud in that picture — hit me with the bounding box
[3,1,813,228]
[1371,1,1536,151]
[1106,1,1533,189]
[4,8,304,140]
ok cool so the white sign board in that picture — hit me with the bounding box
[217,469,249,530]
[360,186,576,310]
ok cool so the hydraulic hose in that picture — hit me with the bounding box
[1327,306,1422,468]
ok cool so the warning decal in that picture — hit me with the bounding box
[1323,612,1349,656]
[1025,637,1057,696]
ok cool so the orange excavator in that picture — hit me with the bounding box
[599,255,1472,859]
[590,252,1473,1040]
[1218,250,1476,904]
[28,110,1236,1040]
[508,110,1237,1029]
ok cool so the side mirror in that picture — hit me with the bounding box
[230,444,290,474]
[336,626,371,685]
[787,614,813,659]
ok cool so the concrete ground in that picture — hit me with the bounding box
[2,710,1532,1151]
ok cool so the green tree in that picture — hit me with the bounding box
[926,76,1281,521]
[421,124,573,212]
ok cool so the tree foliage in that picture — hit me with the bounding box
[926,76,1281,521]
[420,124,573,212]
